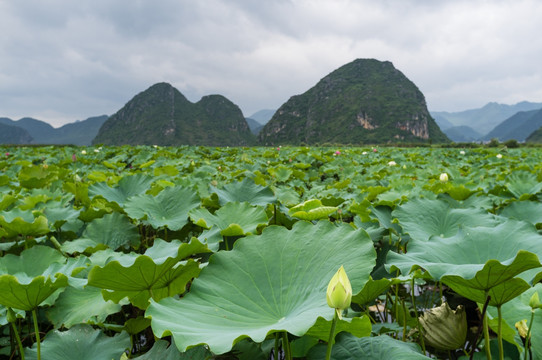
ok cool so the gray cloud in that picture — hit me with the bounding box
[1,0,541,126]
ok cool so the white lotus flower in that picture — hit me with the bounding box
[81,150,87,155]
[439,173,449,182]
[388,160,397,166]
[496,154,503,159]
[460,150,465,155]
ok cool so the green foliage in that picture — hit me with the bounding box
[2,144,542,359]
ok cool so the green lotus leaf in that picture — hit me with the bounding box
[18,164,57,189]
[88,173,154,206]
[146,221,376,354]
[0,274,68,311]
[288,199,337,220]
[387,221,542,306]
[62,212,140,253]
[124,186,200,231]
[351,277,398,306]
[87,238,208,309]
[307,333,429,359]
[486,283,542,359]
[392,198,501,241]
[0,246,88,310]
[0,208,49,238]
[46,285,124,329]
[43,205,81,230]
[25,324,130,360]
[505,170,542,198]
[133,340,211,360]
[268,166,293,182]
[211,178,276,206]
[189,201,268,236]
[306,316,372,343]
[500,201,542,225]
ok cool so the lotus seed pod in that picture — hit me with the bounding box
[419,302,467,351]
[326,265,352,313]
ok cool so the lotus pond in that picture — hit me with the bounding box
[1,145,542,360]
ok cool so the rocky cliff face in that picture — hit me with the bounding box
[259,59,448,145]
[93,83,256,146]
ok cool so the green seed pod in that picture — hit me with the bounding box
[419,302,467,351]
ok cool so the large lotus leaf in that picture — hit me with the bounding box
[25,324,130,360]
[124,186,200,231]
[387,221,542,305]
[43,205,80,230]
[505,170,542,198]
[211,177,276,206]
[288,199,337,220]
[0,208,49,238]
[62,212,140,253]
[486,283,542,359]
[87,238,208,309]
[189,201,268,236]
[133,340,211,360]
[392,198,501,241]
[18,164,57,188]
[306,316,372,343]
[88,173,154,206]
[352,277,398,306]
[146,221,376,354]
[46,285,123,329]
[307,333,429,359]
[0,246,87,310]
[500,201,542,225]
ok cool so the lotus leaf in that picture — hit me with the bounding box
[87,238,208,309]
[505,170,542,198]
[88,173,154,206]
[500,200,542,226]
[0,246,88,310]
[211,177,276,206]
[0,208,49,238]
[288,199,337,220]
[25,324,130,360]
[486,283,542,359]
[387,221,542,305]
[18,164,57,189]
[47,285,124,329]
[393,197,501,241]
[62,212,140,253]
[124,186,200,231]
[133,340,211,360]
[306,315,371,343]
[307,333,429,359]
[189,201,268,236]
[146,220,376,354]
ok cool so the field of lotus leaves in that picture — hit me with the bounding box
[1,144,542,359]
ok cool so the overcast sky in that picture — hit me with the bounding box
[1,0,541,127]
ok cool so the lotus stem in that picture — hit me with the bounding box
[470,294,491,360]
[282,331,292,360]
[497,305,503,360]
[483,293,492,360]
[32,309,41,360]
[274,333,280,360]
[325,310,339,360]
[525,310,535,360]
[411,277,426,354]
[10,320,25,360]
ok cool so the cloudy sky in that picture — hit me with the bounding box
[1,0,541,127]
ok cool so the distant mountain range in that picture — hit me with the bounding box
[259,58,448,145]
[432,101,542,142]
[0,115,108,145]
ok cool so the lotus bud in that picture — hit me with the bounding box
[326,266,352,316]
[6,307,17,323]
[388,160,397,166]
[496,153,503,159]
[439,173,449,182]
[515,319,529,338]
[529,292,541,309]
[419,302,467,351]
